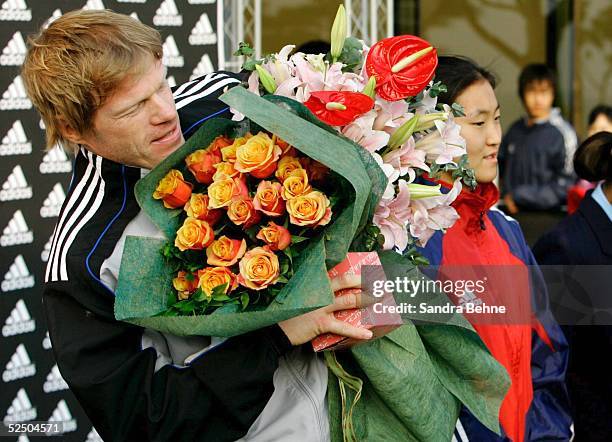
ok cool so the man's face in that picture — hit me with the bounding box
[76,54,184,169]
[522,80,554,120]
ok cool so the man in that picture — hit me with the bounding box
[22,10,371,441]
[499,64,577,244]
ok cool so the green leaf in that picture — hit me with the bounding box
[233,41,254,57]
[192,288,207,302]
[290,235,309,245]
[240,293,249,310]
[451,102,466,117]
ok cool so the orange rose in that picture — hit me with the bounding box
[206,236,247,267]
[238,246,280,290]
[227,197,262,228]
[153,169,193,209]
[174,217,215,251]
[253,180,285,217]
[207,176,248,209]
[185,148,222,185]
[256,222,291,251]
[221,134,251,163]
[196,266,238,299]
[275,156,303,183]
[286,191,332,227]
[212,161,241,181]
[184,193,223,226]
[299,157,329,183]
[173,270,198,300]
[277,137,298,158]
[281,168,312,200]
[234,132,282,179]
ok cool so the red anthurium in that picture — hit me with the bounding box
[304,91,374,126]
[366,35,438,102]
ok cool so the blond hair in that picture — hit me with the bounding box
[21,9,162,153]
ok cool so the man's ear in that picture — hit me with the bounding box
[56,117,88,145]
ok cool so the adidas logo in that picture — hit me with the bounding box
[42,331,52,350]
[39,145,72,174]
[3,388,36,423]
[167,75,176,88]
[41,234,52,262]
[1,31,26,65]
[43,365,68,393]
[190,53,214,79]
[86,427,104,442]
[3,344,36,382]
[1,255,34,292]
[189,13,217,45]
[0,120,31,156]
[154,0,182,26]
[0,75,32,110]
[2,299,35,337]
[40,183,66,218]
[48,400,76,433]
[162,35,184,67]
[82,0,105,10]
[1,165,32,201]
[0,0,32,21]
[1,210,33,247]
[43,8,61,29]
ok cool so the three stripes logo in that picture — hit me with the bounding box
[2,344,36,382]
[48,400,76,433]
[40,183,65,218]
[1,165,32,201]
[1,254,34,292]
[1,210,33,247]
[189,13,217,45]
[1,120,31,156]
[39,145,72,174]
[3,388,36,423]
[154,0,182,26]
[41,233,52,262]
[0,0,31,21]
[43,365,68,393]
[42,330,52,350]
[2,299,35,337]
[87,427,104,442]
[0,75,32,110]
[1,31,26,65]
[82,0,105,10]
[190,54,214,79]
[162,35,184,67]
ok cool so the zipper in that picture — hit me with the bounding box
[285,354,326,441]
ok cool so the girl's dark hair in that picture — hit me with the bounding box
[588,104,612,126]
[435,56,497,106]
[573,131,612,182]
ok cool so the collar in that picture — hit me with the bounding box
[591,182,612,223]
[524,106,561,126]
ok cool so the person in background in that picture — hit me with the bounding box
[567,104,612,214]
[498,64,577,245]
[418,56,572,442]
[533,131,612,441]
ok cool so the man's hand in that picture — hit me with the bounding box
[503,194,519,215]
[278,274,373,346]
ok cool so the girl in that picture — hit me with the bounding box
[417,56,572,441]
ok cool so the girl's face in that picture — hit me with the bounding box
[453,80,502,183]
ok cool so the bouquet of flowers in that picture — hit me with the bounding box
[114,6,510,441]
